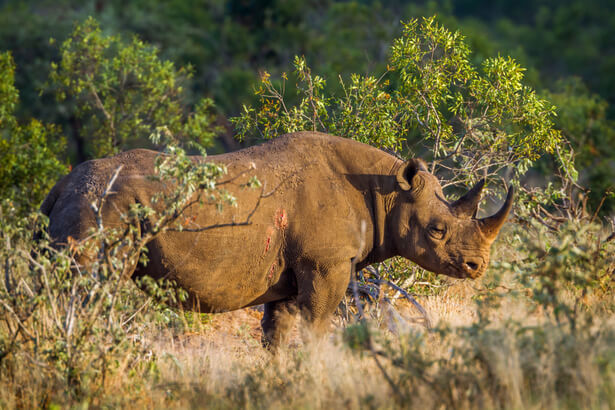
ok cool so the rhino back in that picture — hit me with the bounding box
[135,133,400,310]
[44,132,401,311]
[45,149,160,244]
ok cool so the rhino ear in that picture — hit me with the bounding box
[396,159,428,191]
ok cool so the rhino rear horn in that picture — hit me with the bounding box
[396,159,428,191]
[479,186,515,241]
[452,178,485,218]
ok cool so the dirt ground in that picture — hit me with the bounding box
[169,293,447,354]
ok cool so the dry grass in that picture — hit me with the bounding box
[2,222,615,409]
[145,323,394,409]
[93,277,615,408]
[2,272,614,409]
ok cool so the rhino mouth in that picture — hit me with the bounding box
[451,269,469,279]
[446,262,480,279]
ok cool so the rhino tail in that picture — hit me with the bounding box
[34,175,70,245]
[40,174,69,217]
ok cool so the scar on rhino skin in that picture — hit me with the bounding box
[274,208,288,230]
[267,263,276,280]
[263,226,275,255]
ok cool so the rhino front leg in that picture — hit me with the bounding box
[261,297,298,348]
[297,261,351,338]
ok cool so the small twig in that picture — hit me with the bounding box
[537,205,567,223]
[4,236,12,294]
[121,299,152,327]
[530,209,558,231]
[215,163,257,186]
[88,82,113,125]
[555,144,586,191]
[367,279,432,329]
[589,193,608,225]
[90,165,124,268]
[172,170,291,233]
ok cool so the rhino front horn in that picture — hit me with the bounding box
[452,178,485,218]
[479,186,514,241]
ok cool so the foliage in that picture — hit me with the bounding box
[48,17,218,159]
[0,204,166,404]
[389,17,562,190]
[233,17,564,195]
[511,221,614,330]
[544,78,615,212]
[0,51,67,215]
[339,219,615,409]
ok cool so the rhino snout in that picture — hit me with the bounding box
[460,257,484,278]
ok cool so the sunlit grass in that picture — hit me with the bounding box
[1,220,614,409]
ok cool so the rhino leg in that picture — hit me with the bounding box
[261,297,297,348]
[297,261,351,338]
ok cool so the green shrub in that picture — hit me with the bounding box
[48,17,219,159]
[233,16,564,194]
[0,51,67,216]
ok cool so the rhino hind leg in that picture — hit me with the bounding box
[261,297,298,348]
[296,261,351,339]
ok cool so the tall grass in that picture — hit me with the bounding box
[1,212,614,408]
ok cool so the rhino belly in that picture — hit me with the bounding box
[136,227,292,312]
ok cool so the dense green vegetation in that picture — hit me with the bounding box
[0,52,66,215]
[1,0,613,211]
[0,1,612,173]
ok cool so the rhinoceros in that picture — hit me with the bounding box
[42,131,513,345]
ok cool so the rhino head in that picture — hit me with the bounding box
[391,159,514,279]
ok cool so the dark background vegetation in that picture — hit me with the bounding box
[1,0,614,209]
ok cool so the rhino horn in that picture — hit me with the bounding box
[479,185,515,240]
[452,178,485,218]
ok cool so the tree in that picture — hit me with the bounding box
[0,51,67,215]
[48,17,218,160]
[233,17,564,198]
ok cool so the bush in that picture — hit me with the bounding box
[48,17,219,160]
[0,51,67,216]
[233,16,564,194]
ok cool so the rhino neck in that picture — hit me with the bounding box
[357,160,403,270]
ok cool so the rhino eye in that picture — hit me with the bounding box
[428,224,446,240]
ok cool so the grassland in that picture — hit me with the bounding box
[1,213,614,409]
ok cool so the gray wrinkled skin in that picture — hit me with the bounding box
[42,132,513,346]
